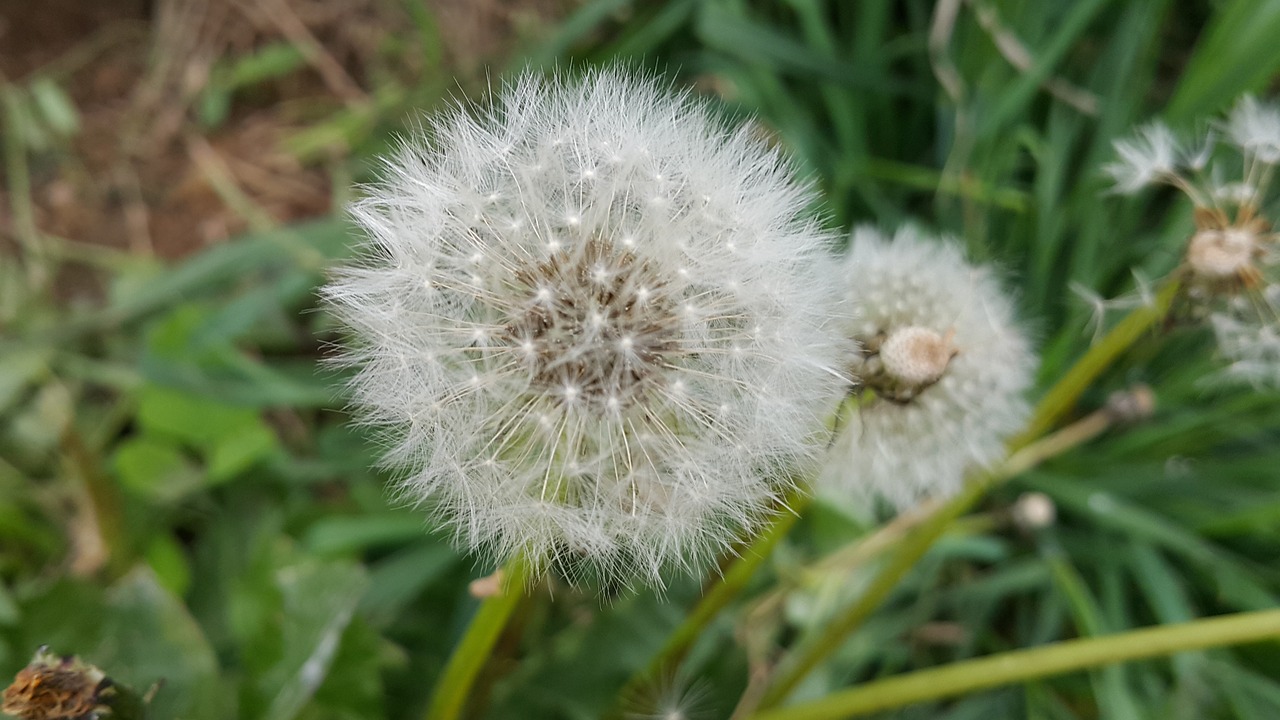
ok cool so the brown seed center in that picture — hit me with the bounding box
[1187,227,1258,280]
[502,240,678,411]
[856,325,958,403]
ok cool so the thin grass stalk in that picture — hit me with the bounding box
[610,395,875,713]
[750,608,1280,720]
[754,384,1145,710]
[1012,276,1181,447]
[610,488,813,715]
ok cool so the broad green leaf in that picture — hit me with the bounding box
[303,514,429,556]
[136,385,277,458]
[11,571,224,720]
[111,436,204,501]
[99,568,224,720]
[0,346,49,414]
[259,560,368,720]
[146,533,193,598]
[208,420,279,483]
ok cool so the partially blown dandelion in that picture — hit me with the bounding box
[822,226,1036,508]
[324,69,845,584]
[1107,95,1280,385]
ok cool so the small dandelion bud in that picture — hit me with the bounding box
[1104,384,1156,424]
[1011,492,1056,531]
[324,68,846,585]
[822,226,1037,508]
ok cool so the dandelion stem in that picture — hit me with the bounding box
[424,555,530,720]
[611,487,813,714]
[62,423,130,578]
[748,609,1280,720]
[610,393,878,714]
[1,85,50,289]
[753,388,1139,711]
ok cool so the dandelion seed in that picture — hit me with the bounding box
[1070,270,1156,345]
[1104,122,1183,194]
[324,68,846,585]
[821,226,1036,508]
[623,672,713,720]
[1225,95,1280,165]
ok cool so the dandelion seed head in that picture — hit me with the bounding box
[1110,96,1280,387]
[822,226,1036,508]
[324,68,846,585]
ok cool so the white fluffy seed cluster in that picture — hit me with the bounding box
[1212,286,1280,386]
[1106,95,1280,387]
[324,69,846,584]
[822,226,1036,508]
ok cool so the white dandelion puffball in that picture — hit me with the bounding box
[324,69,846,584]
[822,226,1036,508]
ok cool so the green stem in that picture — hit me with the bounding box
[1011,276,1180,448]
[611,489,813,713]
[424,555,530,720]
[756,481,983,710]
[2,86,49,290]
[62,423,131,579]
[750,609,1280,720]
[610,394,874,714]
[755,398,1124,710]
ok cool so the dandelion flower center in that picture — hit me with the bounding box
[1187,227,1259,280]
[503,239,678,411]
[858,325,958,402]
[878,326,957,386]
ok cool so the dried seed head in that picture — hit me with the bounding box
[2,649,108,720]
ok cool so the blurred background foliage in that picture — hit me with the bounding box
[2,0,1280,718]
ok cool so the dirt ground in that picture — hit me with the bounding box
[0,0,566,276]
